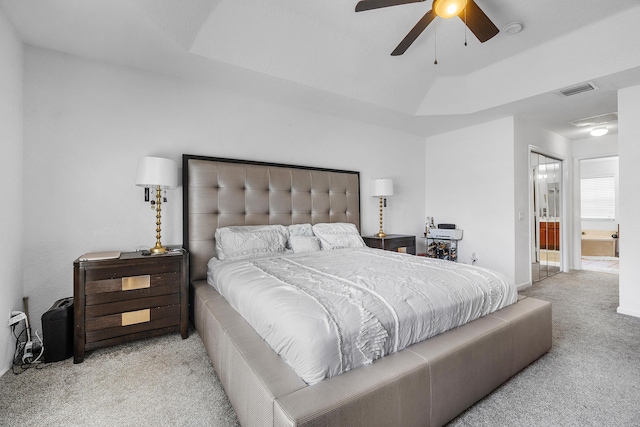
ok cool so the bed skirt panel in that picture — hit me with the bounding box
[273,351,431,427]
[409,314,514,426]
[490,296,553,377]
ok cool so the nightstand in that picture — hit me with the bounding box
[73,249,188,363]
[362,234,416,255]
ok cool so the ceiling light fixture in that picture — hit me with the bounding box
[433,0,468,19]
[590,127,609,137]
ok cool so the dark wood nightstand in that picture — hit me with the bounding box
[73,249,188,363]
[362,234,416,255]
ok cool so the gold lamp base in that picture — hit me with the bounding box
[149,244,168,254]
[149,185,167,254]
[375,196,387,238]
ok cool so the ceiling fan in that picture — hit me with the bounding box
[355,0,499,56]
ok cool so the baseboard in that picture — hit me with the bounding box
[617,306,640,319]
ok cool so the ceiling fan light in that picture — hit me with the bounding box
[433,0,468,19]
[590,127,608,137]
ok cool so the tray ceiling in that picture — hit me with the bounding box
[2,0,640,138]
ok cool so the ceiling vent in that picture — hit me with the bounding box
[569,112,618,128]
[556,82,599,97]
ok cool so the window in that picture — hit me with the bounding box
[580,176,615,219]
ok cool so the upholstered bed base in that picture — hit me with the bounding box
[192,279,551,427]
[183,155,552,426]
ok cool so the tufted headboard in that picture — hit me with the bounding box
[182,155,361,283]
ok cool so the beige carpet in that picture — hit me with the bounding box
[0,329,239,427]
[2,270,640,426]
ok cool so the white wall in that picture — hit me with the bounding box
[573,134,619,159]
[618,84,640,318]
[424,117,516,283]
[515,118,574,284]
[423,117,573,289]
[0,9,24,375]
[22,47,426,333]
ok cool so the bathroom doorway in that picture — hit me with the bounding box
[579,156,619,273]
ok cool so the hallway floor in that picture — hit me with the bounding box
[581,256,619,273]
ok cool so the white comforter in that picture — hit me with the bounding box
[207,247,517,385]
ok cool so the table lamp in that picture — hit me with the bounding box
[371,178,394,238]
[135,156,178,254]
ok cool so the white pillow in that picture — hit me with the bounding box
[215,225,288,261]
[290,236,322,254]
[287,223,314,237]
[286,223,314,249]
[312,223,365,250]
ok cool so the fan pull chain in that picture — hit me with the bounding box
[434,28,438,65]
[464,8,468,46]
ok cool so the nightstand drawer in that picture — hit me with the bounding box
[84,260,181,281]
[85,305,181,343]
[85,293,180,318]
[85,272,181,305]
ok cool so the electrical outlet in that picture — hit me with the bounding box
[7,311,26,327]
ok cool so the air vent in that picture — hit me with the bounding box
[569,112,618,128]
[556,82,599,97]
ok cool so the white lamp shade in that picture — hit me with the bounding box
[371,178,394,197]
[135,157,178,188]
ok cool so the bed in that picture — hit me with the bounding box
[182,154,552,427]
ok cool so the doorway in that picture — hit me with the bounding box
[531,152,562,282]
[579,156,619,274]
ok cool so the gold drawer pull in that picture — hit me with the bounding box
[122,275,150,291]
[122,309,150,326]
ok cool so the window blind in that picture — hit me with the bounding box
[580,176,615,219]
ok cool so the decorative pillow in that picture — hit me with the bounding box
[312,223,365,250]
[215,225,288,261]
[290,236,322,254]
[286,223,314,249]
[287,223,314,237]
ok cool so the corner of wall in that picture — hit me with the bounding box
[0,8,25,375]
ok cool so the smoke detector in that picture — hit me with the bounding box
[503,21,523,35]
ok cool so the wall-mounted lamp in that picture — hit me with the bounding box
[371,178,394,238]
[135,157,178,254]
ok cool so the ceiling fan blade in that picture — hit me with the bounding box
[459,0,499,42]
[356,0,425,12]
[391,10,436,56]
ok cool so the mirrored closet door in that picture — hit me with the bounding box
[531,152,562,282]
